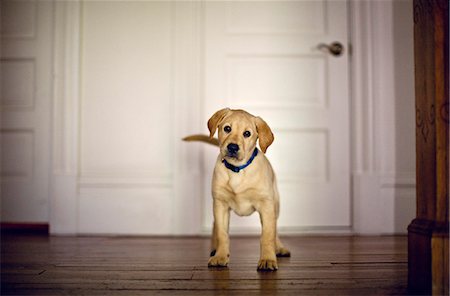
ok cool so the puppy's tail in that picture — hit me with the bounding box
[183,134,219,147]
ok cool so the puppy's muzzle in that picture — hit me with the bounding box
[227,143,239,157]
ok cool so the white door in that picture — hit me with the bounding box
[202,0,351,233]
[1,1,53,223]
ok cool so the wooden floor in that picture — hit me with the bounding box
[1,234,408,295]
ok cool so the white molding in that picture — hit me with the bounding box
[78,175,172,189]
[201,225,352,236]
[224,1,329,36]
[371,1,396,176]
[0,0,38,40]
[171,1,204,235]
[0,58,37,110]
[349,0,415,234]
[350,0,376,174]
[49,1,81,234]
[51,1,81,176]
[225,54,328,111]
[351,0,410,177]
[379,173,416,189]
[350,1,384,234]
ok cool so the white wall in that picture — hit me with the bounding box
[351,0,415,234]
[391,0,416,232]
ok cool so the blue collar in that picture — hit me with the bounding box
[222,148,259,173]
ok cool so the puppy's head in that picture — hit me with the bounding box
[207,108,274,165]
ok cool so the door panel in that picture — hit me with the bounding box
[0,0,53,222]
[203,0,350,233]
[77,1,174,234]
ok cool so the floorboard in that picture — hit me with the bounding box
[1,234,407,295]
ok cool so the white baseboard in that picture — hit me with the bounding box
[49,173,78,234]
[201,225,353,236]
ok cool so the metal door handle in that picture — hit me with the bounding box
[317,42,344,56]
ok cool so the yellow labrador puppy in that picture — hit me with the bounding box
[185,108,290,271]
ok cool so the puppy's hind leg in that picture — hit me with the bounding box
[276,235,291,257]
[274,190,290,257]
[210,222,217,257]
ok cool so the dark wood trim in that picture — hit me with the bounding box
[408,218,449,294]
[1,223,49,235]
[409,0,449,295]
[408,222,432,295]
[408,218,449,236]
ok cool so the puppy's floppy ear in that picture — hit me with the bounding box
[254,116,274,153]
[207,108,230,138]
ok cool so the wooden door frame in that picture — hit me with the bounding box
[408,0,449,295]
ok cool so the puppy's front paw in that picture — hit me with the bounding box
[208,255,229,267]
[257,258,278,271]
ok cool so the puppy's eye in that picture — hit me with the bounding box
[243,131,251,138]
[224,126,232,133]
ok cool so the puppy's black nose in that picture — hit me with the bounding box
[227,143,239,154]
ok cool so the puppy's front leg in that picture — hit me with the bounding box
[208,199,230,267]
[258,201,278,271]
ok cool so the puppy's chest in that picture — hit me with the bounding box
[226,172,251,194]
[227,173,245,191]
[223,173,257,216]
